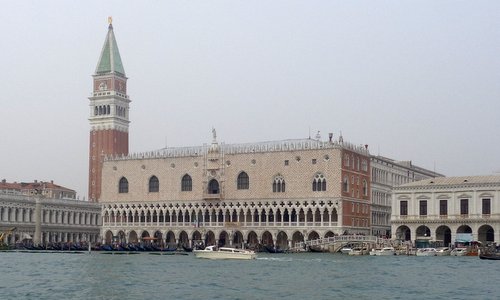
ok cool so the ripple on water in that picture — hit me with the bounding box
[1,252,500,300]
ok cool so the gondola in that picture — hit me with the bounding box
[479,254,500,260]
[308,245,328,253]
[263,245,284,253]
[182,245,193,252]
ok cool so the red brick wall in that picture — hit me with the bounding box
[88,129,128,202]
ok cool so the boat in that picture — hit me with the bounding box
[435,247,451,256]
[369,248,381,256]
[479,254,500,260]
[377,247,396,256]
[450,248,468,256]
[348,247,369,256]
[340,247,352,254]
[182,245,193,252]
[416,248,437,256]
[308,245,328,253]
[193,246,256,260]
[264,245,285,254]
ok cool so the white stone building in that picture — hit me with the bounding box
[370,156,442,237]
[0,192,101,245]
[391,175,500,245]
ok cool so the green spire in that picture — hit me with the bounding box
[95,23,125,76]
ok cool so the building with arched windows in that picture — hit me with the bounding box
[90,21,446,250]
[100,134,372,249]
[0,185,101,246]
[392,175,500,246]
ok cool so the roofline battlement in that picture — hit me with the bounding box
[104,138,370,162]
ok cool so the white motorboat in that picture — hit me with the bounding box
[193,246,256,260]
[435,247,451,256]
[340,247,352,254]
[348,247,369,256]
[370,247,396,256]
[416,248,437,256]
[377,247,396,256]
[450,248,468,256]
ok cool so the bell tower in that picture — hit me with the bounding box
[88,18,130,202]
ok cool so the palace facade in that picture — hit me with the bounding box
[391,175,500,245]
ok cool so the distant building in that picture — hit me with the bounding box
[0,193,101,246]
[391,175,500,245]
[0,179,76,200]
[370,157,443,237]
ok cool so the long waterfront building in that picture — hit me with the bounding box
[391,175,500,245]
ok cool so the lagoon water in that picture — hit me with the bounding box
[1,252,499,300]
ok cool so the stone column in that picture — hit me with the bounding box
[33,196,42,246]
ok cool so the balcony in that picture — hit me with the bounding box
[203,193,221,200]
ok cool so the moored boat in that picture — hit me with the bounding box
[348,247,369,256]
[378,247,396,256]
[193,246,256,260]
[340,247,352,254]
[450,248,468,256]
[416,248,437,256]
[435,247,451,256]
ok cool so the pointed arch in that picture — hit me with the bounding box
[181,174,192,192]
[118,177,128,193]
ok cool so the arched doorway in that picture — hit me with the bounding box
[276,231,288,249]
[179,231,189,246]
[478,225,494,244]
[416,225,431,238]
[308,231,320,241]
[324,231,335,238]
[166,231,176,244]
[292,231,304,247]
[261,231,273,246]
[233,231,244,248]
[395,225,411,241]
[117,231,126,244]
[153,231,163,246]
[219,231,228,247]
[141,231,150,243]
[205,230,215,246]
[435,226,452,246]
[129,231,138,243]
[247,231,259,249]
[457,225,472,234]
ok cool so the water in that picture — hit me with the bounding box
[1,252,499,300]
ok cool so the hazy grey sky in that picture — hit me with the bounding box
[1,1,499,199]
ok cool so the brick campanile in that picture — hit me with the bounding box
[88,19,130,202]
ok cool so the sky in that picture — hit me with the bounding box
[1,1,499,199]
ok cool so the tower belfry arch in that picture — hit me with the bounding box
[88,19,131,202]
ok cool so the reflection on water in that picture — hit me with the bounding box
[1,252,499,300]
